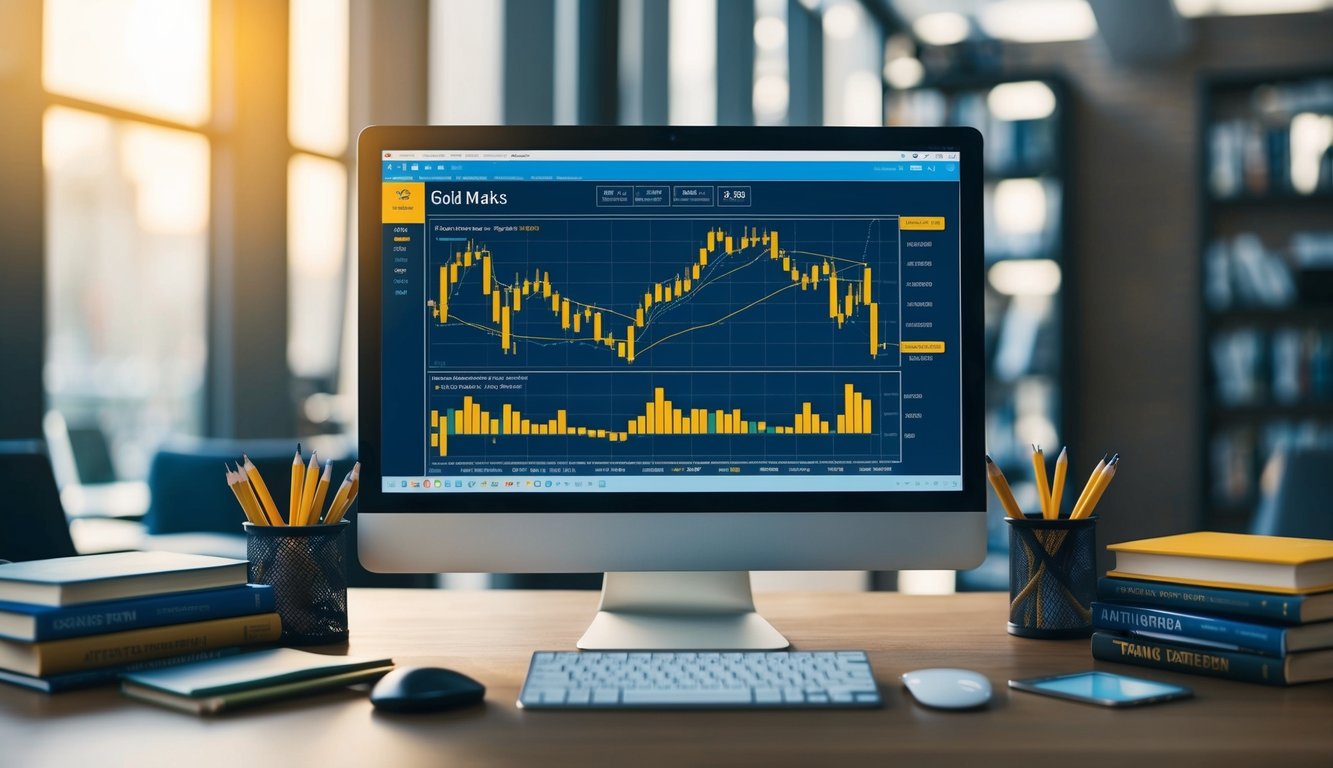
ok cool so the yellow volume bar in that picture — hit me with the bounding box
[901,341,946,353]
[899,216,945,230]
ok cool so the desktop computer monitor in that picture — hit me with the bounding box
[357,126,985,649]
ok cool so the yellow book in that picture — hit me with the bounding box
[0,613,282,678]
[1107,532,1333,595]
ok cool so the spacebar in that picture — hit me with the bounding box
[620,689,754,705]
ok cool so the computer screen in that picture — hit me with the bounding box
[358,127,982,591]
[372,142,968,501]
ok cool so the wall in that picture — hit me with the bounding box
[1002,14,1333,562]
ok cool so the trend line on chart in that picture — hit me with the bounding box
[428,384,875,457]
[428,225,884,363]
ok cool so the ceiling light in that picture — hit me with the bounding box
[987,81,1056,121]
[993,178,1048,235]
[822,1,860,40]
[978,0,1098,43]
[988,259,1062,296]
[1173,0,1331,16]
[754,17,787,51]
[913,12,970,46]
[884,57,925,90]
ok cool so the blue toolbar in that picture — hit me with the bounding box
[381,160,960,183]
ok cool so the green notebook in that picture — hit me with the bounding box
[120,647,394,715]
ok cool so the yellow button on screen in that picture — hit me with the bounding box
[899,217,945,231]
[382,182,425,224]
[901,341,946,353]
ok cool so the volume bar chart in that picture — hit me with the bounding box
[425,372,901,470]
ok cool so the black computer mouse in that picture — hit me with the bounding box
[369,666,486,713]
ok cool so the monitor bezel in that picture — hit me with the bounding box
[357,125,985,516]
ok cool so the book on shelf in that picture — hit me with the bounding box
[1091,630,1333,686]
[1098,576,1333,625]
[1091,601,1333,657]
[0,612,281,678]
[1106,532,1333,594]
[0,584,275,643]
[120,648,394,716]
[0,647,245,694]
[0,552,248,607]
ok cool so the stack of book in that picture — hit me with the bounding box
[0,551,281,692]
[1091,532,1333,685]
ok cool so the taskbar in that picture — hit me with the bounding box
[382,475,962,493]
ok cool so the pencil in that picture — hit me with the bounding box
[1073,455,1118,519]
[985,455,1025,519]
[323,464,355,525]
[289,445,303,528]
[1070,454,1106,521]
[1049,447,1068,519]
[242,455,283,526]
[226,465,266,526]
[326,462,360,525]
[310,460,333,524]
[296,451,321,526]
[1032,445,1053,519]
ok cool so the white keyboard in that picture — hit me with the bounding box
[518,650,882,709]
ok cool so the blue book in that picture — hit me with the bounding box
[1091,631,1333,686]
[1097,576,1333,625]
[0,647,244,693]
[0,585,274,642]
[1091,601,1333,657]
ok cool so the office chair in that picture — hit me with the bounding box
[0,441,78,562]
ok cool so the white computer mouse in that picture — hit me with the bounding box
[901,668,993,710]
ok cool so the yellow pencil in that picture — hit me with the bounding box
[1070,454,1106,520]
[310,460,333,523]
[323,465,355,526]
[326,462,360,525]
[289,445,303,527]
[226,465,266,526]
[296,451,321,526]
[242,455,283,526]
[1032,445,1053,519]
[985,455,1025,519]
[1049,447,1068,519]
[1073,455,1118,519]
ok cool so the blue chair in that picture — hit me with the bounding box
[1252,447,1333,540]
[144,437,432,588]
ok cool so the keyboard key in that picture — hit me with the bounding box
[621,689,754,705]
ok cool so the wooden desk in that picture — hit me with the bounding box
[3,590,1330,767]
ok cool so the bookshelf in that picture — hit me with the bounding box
[1199,67,1333,532]
[886,75,1073,586]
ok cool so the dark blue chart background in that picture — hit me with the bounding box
[382,179,960,479]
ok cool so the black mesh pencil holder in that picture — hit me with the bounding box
[245,521,350,645]
[1006,515,1096,639]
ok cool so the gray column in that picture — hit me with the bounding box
[579,0,620,125]
[716,0,754,126]
[618,0,669,125]
[350,0,429,127]
[786,0,822,126]
[207,0,295,438]
[0,0,46,439]
[504,0,558,124]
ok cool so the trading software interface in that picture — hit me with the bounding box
[379,149,963,494]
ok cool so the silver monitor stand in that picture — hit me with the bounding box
[577,571,790,650]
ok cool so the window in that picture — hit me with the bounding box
[42,0,212,476]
